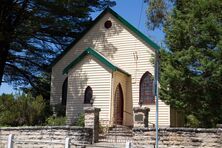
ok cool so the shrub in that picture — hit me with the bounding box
[53,103,66,117]
[0,94,18,126]
[0,93,47,126]
[46,116,66,126]
[99,123,109,134]
[186,114,200,128]
[74,113,85,127]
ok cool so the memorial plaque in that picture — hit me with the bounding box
[135,114,143,121]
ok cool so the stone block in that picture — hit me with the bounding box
[133,107,150,128]
[84,107,101,143]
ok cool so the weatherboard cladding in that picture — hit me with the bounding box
[51,7,160,68]
[63,47,130,76]
[66,55,112,124]
[50,8,170,126]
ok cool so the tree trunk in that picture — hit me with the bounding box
[0,40,9,86]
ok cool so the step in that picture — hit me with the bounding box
[113,125,132,128]
[108,128,132,132]
[105,132,132,137]
[86,142,127,148]
[108,131,132,135]
[97,125,133,145]
[86,142,155,148]
[100,134,132,138]
[99,135,132,142]
[103,132,133,137]
[100,135,132,139]
[108,130,132,134]
[109,128,131,132]
[110,126,132,130]
[111,125,132,129]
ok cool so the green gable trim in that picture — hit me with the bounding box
[51,7,160,68]
[63,47,130,76]
[107,8,160,50]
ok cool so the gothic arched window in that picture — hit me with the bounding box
[139,71,155,104]
[84,86,93,104]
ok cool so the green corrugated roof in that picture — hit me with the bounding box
[63,47,130,76]
[51,7,160,68]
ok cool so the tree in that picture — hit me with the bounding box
[0,0,115,90]
[0,93,48,126]
[22,72,51,100]
[146,0,222,127]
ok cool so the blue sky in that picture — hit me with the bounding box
[0,0,165,95]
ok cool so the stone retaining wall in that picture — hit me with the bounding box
[133,128,222,148]
[0,126,92,148]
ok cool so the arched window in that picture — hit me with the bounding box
[84,86,93,104]
[139,71,155,104]
[62,77,68,106]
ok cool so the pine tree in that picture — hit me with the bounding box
[0,0,115,89]
[146,0,222,127]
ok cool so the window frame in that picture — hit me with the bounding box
[84,86,93,104]
[139,71,155,105]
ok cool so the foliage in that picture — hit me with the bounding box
[186,114,200,128]
[22,72,51,100]
[46,116,66,126]
[146,0,222,127]
[0,93,48,126]
[99,123,108,134]
[74,113,85,127]
[0,0,116,93]
[53,103,66,117]
[146,0,168,29]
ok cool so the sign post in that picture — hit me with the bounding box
[154,50,159,148]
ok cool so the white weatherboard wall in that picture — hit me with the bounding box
[66,55,111,124]
[51,12,170,126]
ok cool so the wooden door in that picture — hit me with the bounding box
[114,84,124,125]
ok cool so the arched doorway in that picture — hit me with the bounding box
[114,83,124,125]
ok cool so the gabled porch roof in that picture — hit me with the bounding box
[63,47,130,76]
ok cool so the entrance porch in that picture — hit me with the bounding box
[110,71,133,127]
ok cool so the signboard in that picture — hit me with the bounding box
[135,114,143,121]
